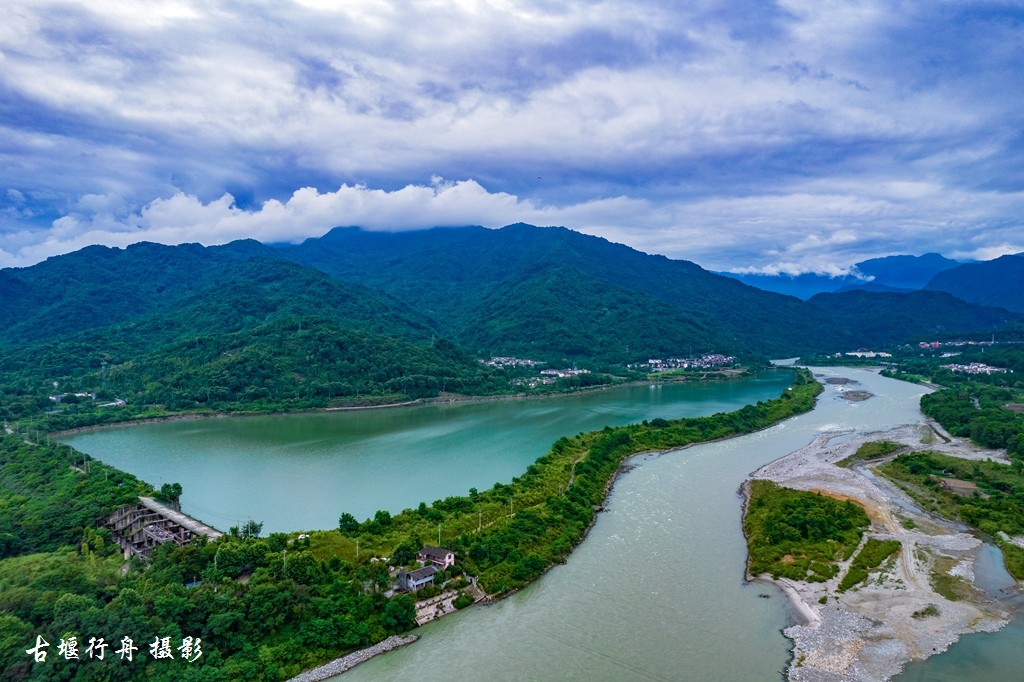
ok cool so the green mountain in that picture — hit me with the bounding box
[3,223,1020,425]
[807,289,1020,345]
[924,254,1024,313]
[0,240,276,345]
[0,248,496,424]
[451,266,727,362]
[280,223,848,357]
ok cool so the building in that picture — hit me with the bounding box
[418,545,455,569]
[107,496,223,559]
[398,565,438,592]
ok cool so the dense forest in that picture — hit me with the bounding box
[1,225,1020,433]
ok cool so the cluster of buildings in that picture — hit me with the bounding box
[940,362,1009,375]
[917,339,1006,350]
[511,367,591,388]
[396,545,456,593]
[844,350,893,358]
[48,391,96,403]
[629,354,736,372]
[481,356,544,368]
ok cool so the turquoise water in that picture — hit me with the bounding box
[60,372,793,533]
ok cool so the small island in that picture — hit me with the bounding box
[743,421,1018,680]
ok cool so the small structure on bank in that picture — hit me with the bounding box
[418,545,455,569]
[397,565,438,592]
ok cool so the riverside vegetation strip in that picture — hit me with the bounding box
[0,370,821,680]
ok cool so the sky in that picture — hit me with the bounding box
[1,0,1022,275]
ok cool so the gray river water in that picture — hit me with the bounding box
[339,367,937,681]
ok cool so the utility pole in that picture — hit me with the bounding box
[438,523,441,546]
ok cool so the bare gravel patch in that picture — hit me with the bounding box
[748,421,1016,681]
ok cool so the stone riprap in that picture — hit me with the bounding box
[288,634,419,681]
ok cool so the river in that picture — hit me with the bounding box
[63,368,1019,679]
[59,372,792,533]
[327,366,937,681]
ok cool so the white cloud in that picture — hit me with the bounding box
[2,174,1022,273]
[0,1,1021,274]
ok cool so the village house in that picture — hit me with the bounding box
[397,565,438,592]
[418,545,455,569]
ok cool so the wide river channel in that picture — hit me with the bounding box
[61,368,1022,680]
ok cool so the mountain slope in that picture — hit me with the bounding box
[807,289,1021,345]
[280,223,847,357]
[0,240,279,345]
[452,266,727,361]
[924,254,1024,313]
[0,256,446,387]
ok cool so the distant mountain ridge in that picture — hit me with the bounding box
[924,254,1024,313]
[720,253,962,300]
[1,224,1020,422]
[808,289,1018,345]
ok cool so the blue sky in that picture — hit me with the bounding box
[1,0,1022,274]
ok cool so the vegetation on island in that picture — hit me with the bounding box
[836,440,904,468]
[743,480,899,593]
[879,452,1024,579]
[837,538,901,592]
[0,369,821,680]
[744,480,869,582]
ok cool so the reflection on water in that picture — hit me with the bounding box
[60,373,793,533]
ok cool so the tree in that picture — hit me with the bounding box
[382,594,416,633]
[338,512,360,533]
[157,482,184,508]
[240,519,263,539]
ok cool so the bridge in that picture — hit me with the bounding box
[108,496,223,558]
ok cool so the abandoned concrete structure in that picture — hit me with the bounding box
[108,496,223,558]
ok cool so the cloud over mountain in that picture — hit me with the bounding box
[1,1,1022,271]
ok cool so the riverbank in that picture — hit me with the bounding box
[747,418,1017,681]
[286,635,419,682]
[46,379,640,437]
[47,366,768,437]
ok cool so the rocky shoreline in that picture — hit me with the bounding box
[286,635,419,682]
[746,419,1018,681]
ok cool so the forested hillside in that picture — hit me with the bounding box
[279,223,849,357]
[807,290,1019,346]
[925,254,1024,313]
[1,223,1019,427]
